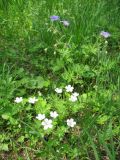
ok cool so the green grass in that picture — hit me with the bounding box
[0,0,120,159]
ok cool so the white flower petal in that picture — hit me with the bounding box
[28,97,38,104]
[36,114,45,120]
[48,119,52,123]
[41,121,46,126]
[48,124,53,128]
[72,92,79,97]
[50,111,58,118]
[65,85,74,92]
[69,95,77,102]
[44,125,48,130]
[55,88,62,93]
[67,118,76,127]
[14,97,23,103]
[41,118,53,130]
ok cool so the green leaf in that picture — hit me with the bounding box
[25,76,50,89]
[0,143,9,151]
[1,114,9,120]
[97,115,109,125]
[18,136,25,143]
[9,117,18,125]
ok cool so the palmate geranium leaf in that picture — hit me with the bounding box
[17,76,50,89]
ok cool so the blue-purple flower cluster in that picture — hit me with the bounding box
[100,31,111,38]
[50,15,111,38]
[50,15,70,27]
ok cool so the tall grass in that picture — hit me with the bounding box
[0,0,120,46]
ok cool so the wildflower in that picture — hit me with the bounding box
[72,92,79,97]
[50,15,60,21]
[67,118,76,127]
[69,95,77,102]
[100,31,110,38]
[50,111,58,118]
[28,97,38,104]
[41,118,53,130]
[65,85,74,92]
[14,97,23,103]
[55,88,62,93]
[36,114,45,120]
[61,20,69,26]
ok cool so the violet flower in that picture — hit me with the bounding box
[50,15,60,21]
[100,31,111,38]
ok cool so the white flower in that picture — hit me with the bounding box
[55,88,62,93]
[50,111,58,118]
[36,114,45,120]
[67,118,76,127]
[72,92,79,97]
[69,95,77,102]
[28,97,38,104]
[65,85,74,92]
[14,97,23,103]
[61,20,70,27]
[41,118,53,130]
